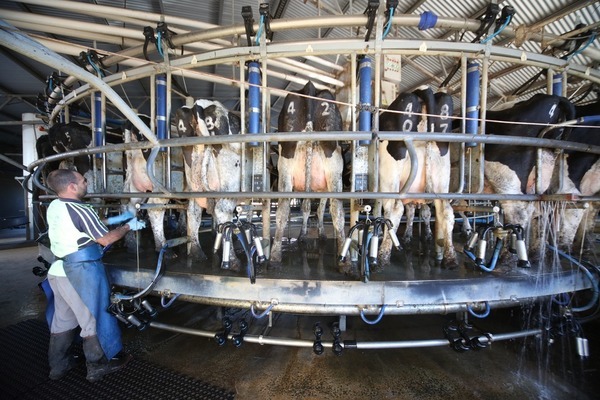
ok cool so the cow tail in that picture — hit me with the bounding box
[413,87,435,133]
[425,142,433,193]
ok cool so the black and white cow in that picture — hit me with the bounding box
[46,121,93,178]
[174,99,242,266]
[378,87,458,268]
[270,81,346,270]
[35,134,61,184]
[546,99,600,253]
[481,94,576,258]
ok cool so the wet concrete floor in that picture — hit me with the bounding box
[1,237,599,399]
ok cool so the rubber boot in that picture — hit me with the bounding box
[48,328,78,380]
[83,335,131,383]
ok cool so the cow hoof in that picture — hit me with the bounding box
[371,263,384,273]
[268,259,283,270]
[188,250,208,262]
[158,248,178,260]
[442,258,459,270]
[377,257,392,268]
[220,260,241,272]
[339,263,358,277]
[337,259,353,273]
[499,251,518,266]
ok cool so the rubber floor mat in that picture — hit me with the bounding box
[0,319,235,399]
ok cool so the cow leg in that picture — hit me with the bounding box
[420,204,433,242]
[299,199,311,243]
[573,203,598,255]
[379,199,404,266]
[186,199,207,261]
[329,197,348,273]
[558,207,585,252]
[122,202,140,253]
[403,204,415,245]
[434,199,457,269]
[323,151,347,272]
[146,198,167,253]
[317,198,327,241]
[271,198,291,265]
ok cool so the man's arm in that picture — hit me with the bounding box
[96,224,131,247]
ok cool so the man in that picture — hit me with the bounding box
[45,169,146,382]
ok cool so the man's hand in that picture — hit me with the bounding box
[126,217,146,231]
[106,211,134,225]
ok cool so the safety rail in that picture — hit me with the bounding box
[29,131,600,204]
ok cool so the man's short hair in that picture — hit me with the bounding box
[47,169,77,193]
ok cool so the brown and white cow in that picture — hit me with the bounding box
[270,81,346,270]
[378,87,458,268]
[174,99,243,267]
[121,115,174,256]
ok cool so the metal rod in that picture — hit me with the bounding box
[27,130,600,170]
[38,190,600,202]
[0,20,156,144]
[148,320,542,350]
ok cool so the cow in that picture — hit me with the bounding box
[38,121,124,190]
[270,81,346,271]
[35,134,61,184]
[46,121,93,179]
[174,99,243,268]
[545,98,600,254]
[378,87,458,268]
[481,94,576,261]
[121,115,174,256]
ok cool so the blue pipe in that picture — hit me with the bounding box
[358,57,372,145]
[156,75,167,140]
[156,74,167,150]
[549,245,599,313]
[465,61,480,147]
[248,61,261,146]
[552,73,563,96]
[93,92,103,158]
[360,305,386,325]
[467,302,490,318]
[582,115,600,124]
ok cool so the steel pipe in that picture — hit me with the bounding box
[0,20,157,144]
[148,320,541,350]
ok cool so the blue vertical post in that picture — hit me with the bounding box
[465,61,480,147]
[248,61,261,146]
[358,56,372,145]
[552,73,563,96]
[156,75,167,150]
[93,92,103,157]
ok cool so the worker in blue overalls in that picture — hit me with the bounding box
[45,168,146,382]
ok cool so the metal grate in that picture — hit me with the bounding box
[0,319,234,400]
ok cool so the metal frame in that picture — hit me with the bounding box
[7,12,599,321]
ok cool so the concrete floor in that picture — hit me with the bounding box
[1,235,599,399]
